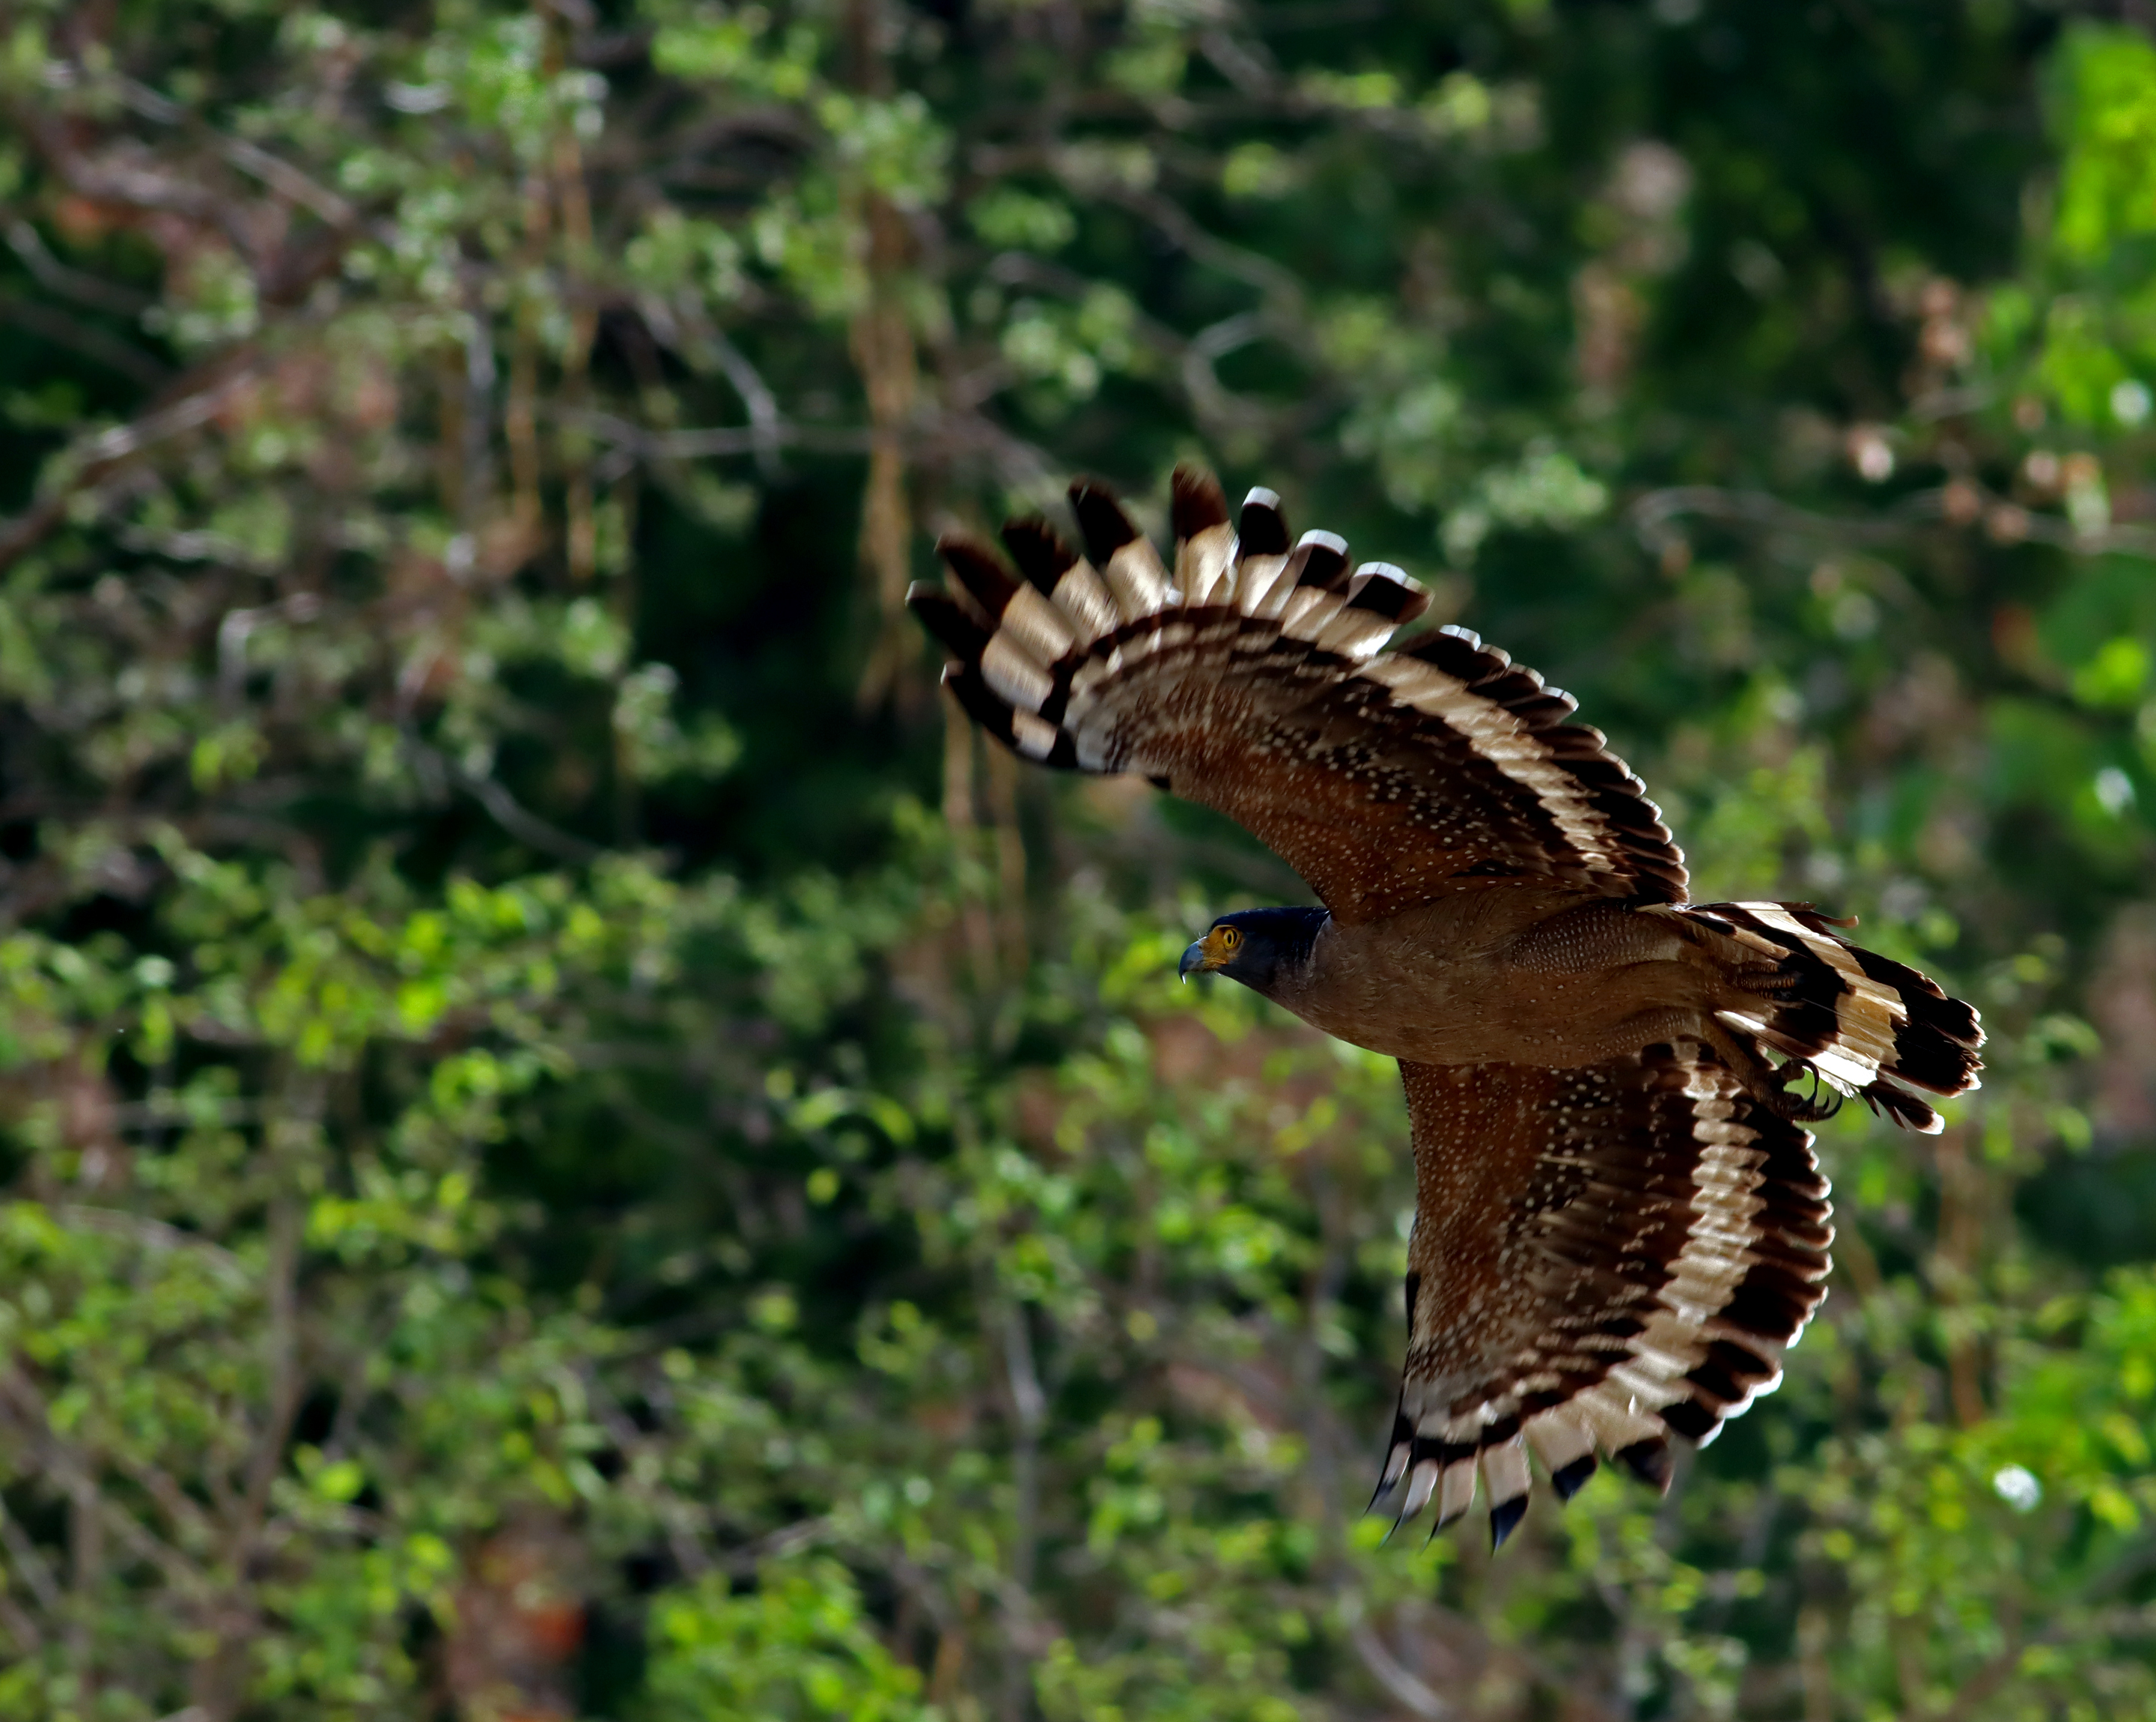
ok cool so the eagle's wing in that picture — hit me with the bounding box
[907,470,1687,923]
[1377,1043,1832,1548]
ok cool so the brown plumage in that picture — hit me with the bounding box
[909,466,1985,1549]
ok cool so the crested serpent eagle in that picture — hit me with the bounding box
[908,466,1984,1550]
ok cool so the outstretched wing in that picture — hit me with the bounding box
[1375,1042,1831,1548]
[907,469,1687,922]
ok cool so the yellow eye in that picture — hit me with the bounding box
[1217,925,1241,951]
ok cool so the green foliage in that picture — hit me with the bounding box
[642,1558,932,1722]
[0,1,2147,1720]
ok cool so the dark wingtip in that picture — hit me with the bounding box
[1345,564,1431,626]
[1170,464,1230,540]
[1069,478,1139,566]
[1488,1495,1527,1553]
[1550,1455,1598,1502]
[941,663,1017,746]
[1616,1438,1673,1494]
[1866,1085,1943,1133]
[1660,1396,1720,1443]
[1290,529,1351,593]
[1000,516,1079,591]
[1237,486,1290,556]
[937,535,1021,616]
[1367,1411,1413,1512]
[907,587,989,660]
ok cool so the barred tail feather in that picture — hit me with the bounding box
[1690,901,1985,1134]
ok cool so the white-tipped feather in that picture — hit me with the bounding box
[1525,1408,1596,1474]
[1011,710,1060,761]
[1437,1458,1478,1524]
[1246,557,1300,620]
[1481,1435,1531,1507]
[981,635,1053,714]
[1315,608,1403,660]
[1101,538,1172,621]
[1230,556,1285,616]
[1046,562,1121,639]
[1177,525,1238,605]
[1001,583,1079,662]
[1576,1387,1666,1455]
[1348,561,1418,595]
[1398,1459,1440,1521]
[1279,588,1349,642]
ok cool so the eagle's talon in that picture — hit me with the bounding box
[1762,1063,1845,1122]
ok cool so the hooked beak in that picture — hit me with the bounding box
[1178,938,1210,983]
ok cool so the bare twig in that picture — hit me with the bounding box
[997,1294,1046,1722]
[1629,484,1910,554]
[555,112,601,579]
[559,405,873,460]
[0,1494,62,1613]
[0,293,168,386]
[0,1375,213,1600]
[457,764,604,865]
[401,735,604,864]
[1096,185,1307,316]
[1183,311,1267,432]
[50,1205,248,1287]
[116,77,357,229]
[68,363,256,472]
[0,1586,40,1655]
[110,1447,221,1555]
[217,594,323,707]
[5,219,153,314]
[706,329,788,480]
[0,335,281,584]
[221,591,321,696]
[460,278,499,533]
[1342,1595,1453,1719]
[852,189,925,708]
[717,1515,832,1575]
[1631,481,2156,561]
[984,252,1279,436]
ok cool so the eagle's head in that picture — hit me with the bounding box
[1179,907,1329,994]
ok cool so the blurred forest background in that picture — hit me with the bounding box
[0,0,2152,1718]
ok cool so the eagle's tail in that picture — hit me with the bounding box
[1677,901,1985,1133]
